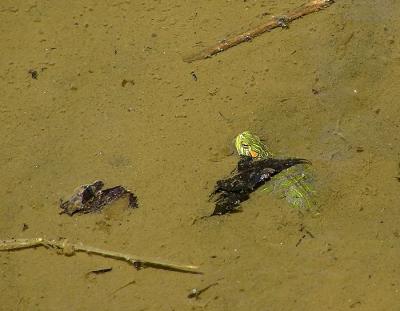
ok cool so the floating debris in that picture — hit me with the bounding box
[0,237,201,274]
[59,180,138,216]
[188,280,221,299]
[235,131,316,209]
[210,156,310,215]
[28,69,38,79]
[86,267,113,275]
[184,0,334,62]
[111,280,136,295]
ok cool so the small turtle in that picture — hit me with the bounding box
[210,156,310,215]
[60,180,138,216]
[235,131,316,209]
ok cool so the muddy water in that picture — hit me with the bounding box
[1,0,399,310]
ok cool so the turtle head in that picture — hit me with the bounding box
[234,131,272,159]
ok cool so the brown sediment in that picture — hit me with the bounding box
[1,0,399,309]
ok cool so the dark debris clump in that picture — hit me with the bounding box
[60,180,138,216]
[209,156,310,216]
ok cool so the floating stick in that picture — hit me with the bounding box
[184,0,334,62]
[0,238,201,274]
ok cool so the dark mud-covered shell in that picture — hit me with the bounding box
[59,180,138,216]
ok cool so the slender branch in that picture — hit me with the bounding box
[184,0,334,62]
[0,238,201,274]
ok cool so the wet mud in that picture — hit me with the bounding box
[1,0,399,310]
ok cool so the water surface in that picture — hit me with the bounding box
[1,0,399,310]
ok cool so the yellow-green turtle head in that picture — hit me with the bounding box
[234,131,273,159]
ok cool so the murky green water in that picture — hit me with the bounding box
[1,0,399,310]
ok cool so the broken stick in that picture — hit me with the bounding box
[0,238,201,274]
[184,0,334,62]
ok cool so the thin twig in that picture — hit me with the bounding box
[0,238,201,274]
[111,280,136,295]
[184,0,334,62]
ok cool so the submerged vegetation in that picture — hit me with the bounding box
[235,131,316,209]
